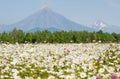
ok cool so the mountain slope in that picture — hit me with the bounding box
[0,24,8,32]
[4,7,93,32]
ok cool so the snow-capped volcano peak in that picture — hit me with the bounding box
[90,20,108,30]
[88,20,120,33]
[94,21,107,28]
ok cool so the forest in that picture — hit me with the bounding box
[0,29,120,43]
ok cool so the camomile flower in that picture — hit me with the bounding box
[48,76,55,79]
[13,76,22,79]
[65,75,73,79]
[107,67,115,73]
[98,68,105,74]
[80,72,87,78]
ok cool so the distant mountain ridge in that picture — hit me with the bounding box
[0,7,93,32]
[0,7,120,33]
[0,24,8,32]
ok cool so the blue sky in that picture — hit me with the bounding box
[0,0,120,26]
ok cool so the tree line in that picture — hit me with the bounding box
[0,29,120,43]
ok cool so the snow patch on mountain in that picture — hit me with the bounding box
[89,20,108,30]
[89,20,120,33]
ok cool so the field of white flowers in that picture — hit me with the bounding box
[0,43,120,79]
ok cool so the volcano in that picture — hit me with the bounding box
[3,7,93,32]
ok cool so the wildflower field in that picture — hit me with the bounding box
[0,43,120,79]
